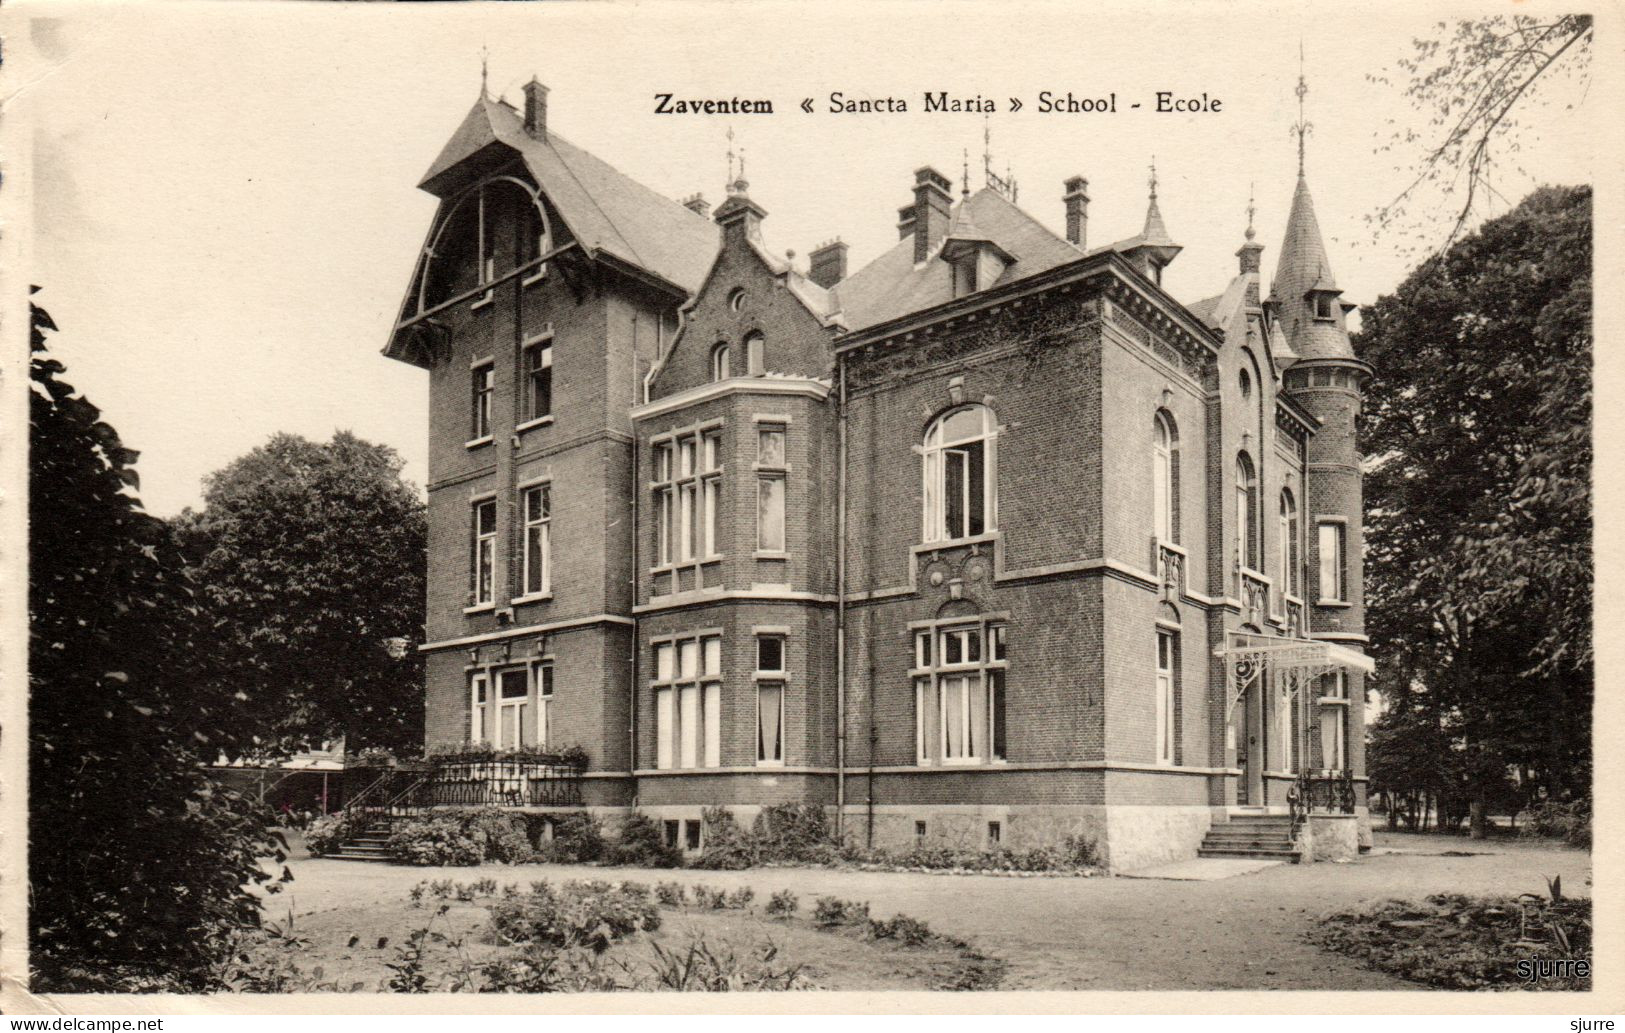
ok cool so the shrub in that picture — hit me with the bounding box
[305,812,359,857]
[691,807,759,870]
[466,809,532,864]
[388,815,486,866]
[692,885,728,910]
[604,812,682,868]
[869,914,933,947]
[724,886,755,910]
[654,881,687,907]
[487,880,661,953]
[1522,799,1591,848]
[480,943,622,993]
[812,896,869,928]
[643,934,814,991]
[752,804,834,862]
[765,889,798,917]
[540,811,605,863]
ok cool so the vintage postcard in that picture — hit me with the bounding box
[1,0,1615,1017]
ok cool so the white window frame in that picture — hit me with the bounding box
[911,618,1007,766]
[756,424,787,555]
[495,666,530,750]
[651,631,722,770]
[535,660,553,750]
[520,483,551,599]
[651,427,723,569]
[1236,453,1258,573]
[471,498,498,606]
[470,670,491,744]
[521,337,553,427]
[1318,519,1347,603]
[755,633,787,766]
[1155,630,1176,765]
[470,361,495,443]
[921,405,998,544]
[1280,489,1301,597]
[1153,412,1174,545]
[745,332,765,376]
[711,342,730,382]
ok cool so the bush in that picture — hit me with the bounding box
[305,812,359,857]
[655,881,687,907]
[1522,799,1591,848]
[692,807,759,870]
[812,896,869,928]
[540,811,605,863]
[487,880,661,953]
[387,816,486,866]
[466,809,532,864]
[752,804,835,862]
[605,812,682,868]
[644,934,813,991]
[868,914,933,947]
[765,889,798,917]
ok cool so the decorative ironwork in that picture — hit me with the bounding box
[340,754,585,821]
[1290,768,1357,838]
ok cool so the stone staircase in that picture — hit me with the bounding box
[1197,812,1300,862]
[329,818,395,862]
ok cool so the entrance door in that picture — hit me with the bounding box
[1244,670,1266,805]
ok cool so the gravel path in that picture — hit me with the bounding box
[267,832,1589,991]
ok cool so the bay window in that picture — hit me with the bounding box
[653,427,723,567]
[652,632,722,769]
[756,633,786,765]
[757,424,786,553]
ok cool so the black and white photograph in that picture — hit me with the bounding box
[1,0,1612,1015]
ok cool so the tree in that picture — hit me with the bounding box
[175,432,427,757]
[1357,186,1591,836]
[29,290,283,991]
[1372,15,1591,252]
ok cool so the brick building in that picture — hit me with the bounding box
[383,80,1373,870]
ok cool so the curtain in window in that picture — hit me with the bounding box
[655,687,673,770]
[758,477,785,551]
[758,683,783,763]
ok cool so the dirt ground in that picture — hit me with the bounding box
[267,831,1590,991]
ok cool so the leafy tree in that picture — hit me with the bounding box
[29,290,284,991]
[1358,186,1591,836]
[175,432,427,757]
[1372,15,1591,252]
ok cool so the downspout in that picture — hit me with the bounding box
[628,310,642,808]
[835,353,848,843]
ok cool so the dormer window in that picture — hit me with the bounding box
[952,255,978,298]
[1312,292,1335,321]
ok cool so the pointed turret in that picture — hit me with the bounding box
[1121,160,1181,285]
[1268,174,1354,361]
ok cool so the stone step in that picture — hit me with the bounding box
[338,843,390,856]
[328,852,393,863]
[1202,836,1295,849]
[1198,847,1300,861]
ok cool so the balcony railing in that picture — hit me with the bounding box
[1288,768,1357,836]
[341,752,585,818]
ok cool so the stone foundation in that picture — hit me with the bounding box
[1355,806,1374,852]
[1305,813,1359,862]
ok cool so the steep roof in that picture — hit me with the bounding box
[1268,174,1354,361]
[420,96,719,295]
[834,188,1082,331]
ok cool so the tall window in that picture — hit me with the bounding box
[913,620,1007,765]
[471,498,497,605]
[470,671,490,743]
[523,339,552,422]
[653,634,722,769]
[1319,671,1349,771]
[1152,412,1176,544]
[757,425,786,553]
[1155,631,1177,765]
[710,343,730,382]
[653,429,722,566]
[471,362,494,440]
[535,661,553,749]
[745,332,765,376]
[923,405,997,543]
[521,484,551,597]
[756,634,785,765]
[1235,453,1258,571]
[1279,489,1300,596]
[1318,520,1347,602]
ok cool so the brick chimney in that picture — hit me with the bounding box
[1063,176,1090,248]
[912,166,953,263]
[896,204,917,241]
[682,193,711,218]
[523,78,549,138]
[808,239,848,288]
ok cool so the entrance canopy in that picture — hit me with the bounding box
[1212,631,1374,676]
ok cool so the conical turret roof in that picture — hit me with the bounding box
[1269,173,1354,361]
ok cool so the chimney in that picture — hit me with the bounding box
[912,166,953,263]
[682,193,711,218]
[808,239,848,288]
[523,78,549,138]
[896,204,917,241]
[1063,176,1090,248]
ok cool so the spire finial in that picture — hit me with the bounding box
[480,45,490,99]
[982,115,992,187]
[1149,156,1158,201]
[1292,39,1313,174]
[962,148,971,198]
[1245,181,1257,241]
[725,126,737,191]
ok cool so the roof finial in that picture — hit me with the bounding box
[1149,156,1158,201]
[1292,39,1313,175]
[1245,181,1257,241]
[962,148,971,199]
[725,126,737,192]
[983,115,993,187]
[480,45,490,99]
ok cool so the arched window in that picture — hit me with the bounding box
[1235,453,1258,571]
[923,405,997,543]
[744,331,765,376]
[710,342,730,382]
[1152,411,1177,544]
[420,176,550,311]
[1279,488,1300,596]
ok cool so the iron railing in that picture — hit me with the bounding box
[1288,768,1357,838]
[341,755,585,819]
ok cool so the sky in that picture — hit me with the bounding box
[18,0,1595,517]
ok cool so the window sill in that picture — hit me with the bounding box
[916,531,1000,552]
[465,436,494,450]
[1317,696,1351,707]
[1155,539,1189,556]
[471,293,493,311]
[511,592,552,605]
[463,603,496,615]
[515,415,554,434]
[755,760,785,769]
[752,671,790,682]
[1317,599,1353,609]
[753,550,789,561]
[753,463,791,474]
